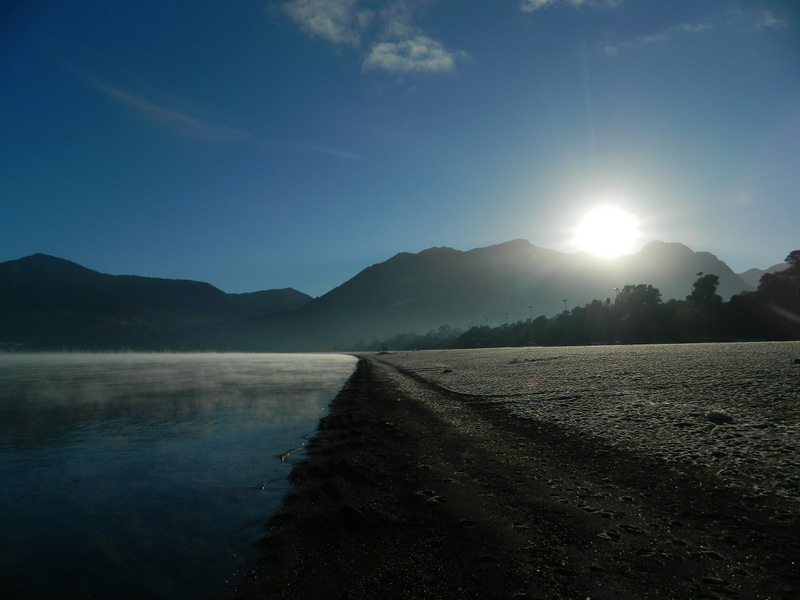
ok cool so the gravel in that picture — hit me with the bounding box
[376,341,800,507]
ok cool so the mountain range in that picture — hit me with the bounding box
[0,253,310,350]
[0,240,781,351]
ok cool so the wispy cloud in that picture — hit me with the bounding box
[73,67,366,160]
[280,0,469,75]
[99,85,253,142]
[73,67,253,142]
[519,0,625,11]
[293,142,363,161]
[601,7,791,57]
[602,21,713,56]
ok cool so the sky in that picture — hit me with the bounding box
[2,0,798,296]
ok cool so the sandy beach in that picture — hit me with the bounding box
[234,343,800,599]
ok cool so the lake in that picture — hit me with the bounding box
[0,352,357,600]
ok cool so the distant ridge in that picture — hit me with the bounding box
[0,241,762,350]
[0,254,311,350]
[737,263,789,289]
[262,239,750,349]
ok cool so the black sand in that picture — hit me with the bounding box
[234,353,800,599]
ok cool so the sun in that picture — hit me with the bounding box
[573,206,640,257]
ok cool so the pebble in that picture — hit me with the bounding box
[459,519,477,527]
[705,410,734,424]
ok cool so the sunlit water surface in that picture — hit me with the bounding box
[0,352,356,600]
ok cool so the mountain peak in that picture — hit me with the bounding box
[2,253,101,283]
[475,239,535,252]
[17,253,94,269]
[638,240,693,255]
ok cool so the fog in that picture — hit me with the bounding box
[0,352,356,448]
[0,352,356,600]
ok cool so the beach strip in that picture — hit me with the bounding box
[234,355,800,599]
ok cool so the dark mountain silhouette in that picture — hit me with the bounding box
[616,241,749,299]
[0,242,754,350]
[0,254,311,350]
[737,263,789,290]
[228,289,314,318]
[256,240,751,349]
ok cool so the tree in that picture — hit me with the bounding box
[758,250,800,307]
[687,274,722,307]
[755,250,800,339]
[616,284,661,311]
[615,284,663,343]
[686,274,722,339]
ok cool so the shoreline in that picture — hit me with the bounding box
[234,350,800,599]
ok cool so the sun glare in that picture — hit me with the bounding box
[573,206,640,258]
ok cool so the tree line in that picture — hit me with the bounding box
[360,250,800,351]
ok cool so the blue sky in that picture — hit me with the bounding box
[2,0,798,296]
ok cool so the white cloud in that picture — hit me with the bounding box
[363,35,467,74]
[520,0,552,10]
[377,0,418,39]
[723,6,794,33]
[520,0,624,11]
[757,9,789,29]
[280,0,469,76]
[281,0,372,46]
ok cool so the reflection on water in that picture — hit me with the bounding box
[0,353,356,600]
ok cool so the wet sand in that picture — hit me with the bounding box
[234,344,800,599]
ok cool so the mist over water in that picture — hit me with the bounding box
[0,352,356,600]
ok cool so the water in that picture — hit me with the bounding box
[0,352,357,600]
